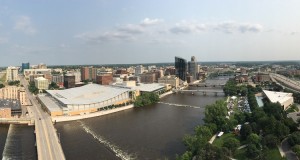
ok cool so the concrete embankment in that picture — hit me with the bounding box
[52,104,134,122]
[159,91,174,98]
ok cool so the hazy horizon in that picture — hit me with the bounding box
[1,0,300,66]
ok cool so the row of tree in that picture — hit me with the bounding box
[8,80,20,86]
[178,79,298,159]
[134,92,159,107]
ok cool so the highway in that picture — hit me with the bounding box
[270,73,300,93]
[20,75,65,160]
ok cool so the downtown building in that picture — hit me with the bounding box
[175,57,188,81]
[21,62,30,73]
[64,74,75,89]
[6,66,20,82]
[81,67,97,81]
[188,56,199,80]
[96,74,113,85]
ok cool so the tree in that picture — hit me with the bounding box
[234,112,246,124]
[275,121,290,140]
[223,137,240,155]
[197,143,230,160]
[49,82,59,90]
[176,151,193,160]
[223,79,238,96]
[292,145,300,158]
[195,126,213,141]
[288,131,300,146]
[0,83,4,89]
[263,134,279,148]
[204,100,228,131]
[247,133,260,148]
[240,124,252,140]
[246,144,260,159]
[134,92,159,107]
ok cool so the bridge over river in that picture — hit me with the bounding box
[173,89,224,96]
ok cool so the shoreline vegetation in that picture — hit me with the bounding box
[134,92,160,107]
[176,79,297,160]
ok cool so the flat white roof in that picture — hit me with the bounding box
[263,90,293,104]
[46,84,131,105]
[38,94,63,112]
[133,83,165,92]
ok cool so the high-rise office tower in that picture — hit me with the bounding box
[175,56,187,81]
[21,63,30,73]
[188,56,199,80]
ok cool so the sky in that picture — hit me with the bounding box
[0,0,300,66]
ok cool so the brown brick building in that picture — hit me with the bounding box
[96,74,113,85]
[140,73,156,83]
[64,75,75,89]
[81,67,97,81]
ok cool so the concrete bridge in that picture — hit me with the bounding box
[0,118,34,125]
[189,83,225,88]
[173,89,224,96]
[20,75,65,160]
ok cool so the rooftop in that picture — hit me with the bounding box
[46,84,131,105]
[133,83,165,92]
[0,99,21,111]
[263,90,293,104]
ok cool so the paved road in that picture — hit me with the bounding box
[20,75,65,160]
[281,138,299,160]
[270,73,300,92]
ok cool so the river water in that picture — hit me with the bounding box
[0,78,227,160]
[0,124,37,160]
[55,90,224,160]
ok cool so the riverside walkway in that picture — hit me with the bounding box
[20,76,65,160]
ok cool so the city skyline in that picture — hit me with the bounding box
[1,0,300,66]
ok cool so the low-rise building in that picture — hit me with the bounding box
[0,99,22,118]
[263,90,294,110]
[158,75,179,88]
[96,74,113,85]
[6,66,19,82]
[64,74,75,89]
[34,77,49,90]
[38,84,132,116]
[140,73,156,83]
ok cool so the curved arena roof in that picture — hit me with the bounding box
[46,84,131,105]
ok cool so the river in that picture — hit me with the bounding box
[0,78,227,159]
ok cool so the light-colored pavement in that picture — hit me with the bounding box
[270,73,300,92]
[20,75,65,160]
[281,138,299,160]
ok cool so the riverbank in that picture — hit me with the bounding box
[159,90,174,98]
[52,104,134,122]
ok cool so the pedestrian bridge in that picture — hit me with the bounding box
[173,89,224,96]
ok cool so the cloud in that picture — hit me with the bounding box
[170,21,206,34]
[140,18,164,26]
[117,24,145,34]
[170,21,263,34]
[14,16,36,35]
[0,37,8,44]
[214,21,263,33]
[75,31,134,44]
[76,17,164,44]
